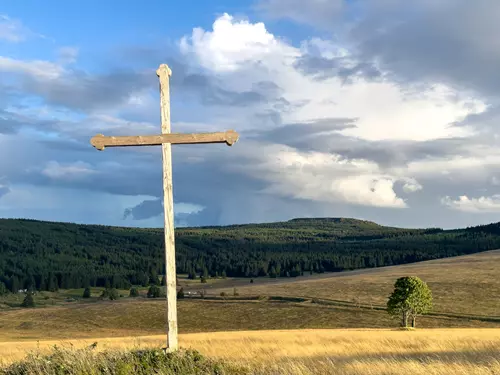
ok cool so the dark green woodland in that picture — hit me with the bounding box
[1,217,500,293]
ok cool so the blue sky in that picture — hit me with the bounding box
[1,0,500,229]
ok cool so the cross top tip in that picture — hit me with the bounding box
[156,64,172,77]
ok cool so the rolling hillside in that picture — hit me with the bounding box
[0,250,498,343]
[215,250,500,317]
[2,217,500,293]
[0,251,500,374]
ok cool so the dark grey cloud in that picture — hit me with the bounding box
[123,198,162,220]
[250,117,358,145]
[255,0,346,29]
[294,56,382,82]
[258,0,500,99]
[182,73,267,107]
[20,69,155,112]
[0,109,59,134]
[173,67,287,108]
[455,105,500,133]
[350,0,500,98]
[247,118,482,168]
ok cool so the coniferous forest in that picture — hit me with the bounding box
[1,217,500,293]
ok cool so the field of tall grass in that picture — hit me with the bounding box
[1,329,499,374]
[1,251,499,373]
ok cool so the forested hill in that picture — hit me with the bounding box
[1,217,500,292]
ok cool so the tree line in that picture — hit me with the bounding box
[1,217,500,293]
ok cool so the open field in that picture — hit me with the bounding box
[213,250,500,317]
[0,250,499,344]
[3,298,499,343]
[1,329,500,374]
[1,250,499,373]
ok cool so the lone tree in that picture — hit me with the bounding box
[387,276,433,328]
[129,287,139,297]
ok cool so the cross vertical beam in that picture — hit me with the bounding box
[90,63,239,353]
[157,64,178,352]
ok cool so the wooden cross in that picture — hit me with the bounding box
[90,64,239,352]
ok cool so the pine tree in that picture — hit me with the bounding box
[269,267,277,278]
[39,274,47,291]
[0,282,7,296]
[21,292,35,308]
[147,285,163,298]
[140,272,149,287]
[149,270,159,286]
[101,288,119,300]
[10,276,20,293]
[82,287,91,298]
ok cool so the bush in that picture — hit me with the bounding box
[200,276,207,284]
[82,287,91,298]
[21,293,35,308]
[147,285,164,298]
[101,288,119,301]
[129,287,139,297]
[177,288,185,299]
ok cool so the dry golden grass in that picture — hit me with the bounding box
[1,329,500,374]
[0,298,497,343]
[219,250,500,317]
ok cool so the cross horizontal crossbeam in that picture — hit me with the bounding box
[90,130,239,151]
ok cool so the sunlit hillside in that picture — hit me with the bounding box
[214,250,500,317]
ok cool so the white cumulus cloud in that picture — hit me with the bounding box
[441,195,500,213]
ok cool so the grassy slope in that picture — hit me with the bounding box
[2,330,500,374]
[0,251,499,344]
[1,252,500,373]
[2,298,498,342]
[215,250,500,317]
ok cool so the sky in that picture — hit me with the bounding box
[1,0,500,230]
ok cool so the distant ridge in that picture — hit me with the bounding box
[288,217,381,226]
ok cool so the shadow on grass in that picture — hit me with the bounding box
[282,347,500,367]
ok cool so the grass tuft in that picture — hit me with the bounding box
[0,346,248,375]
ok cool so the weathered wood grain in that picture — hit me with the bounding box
[157,63,178,352]
[90,130,239,151]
